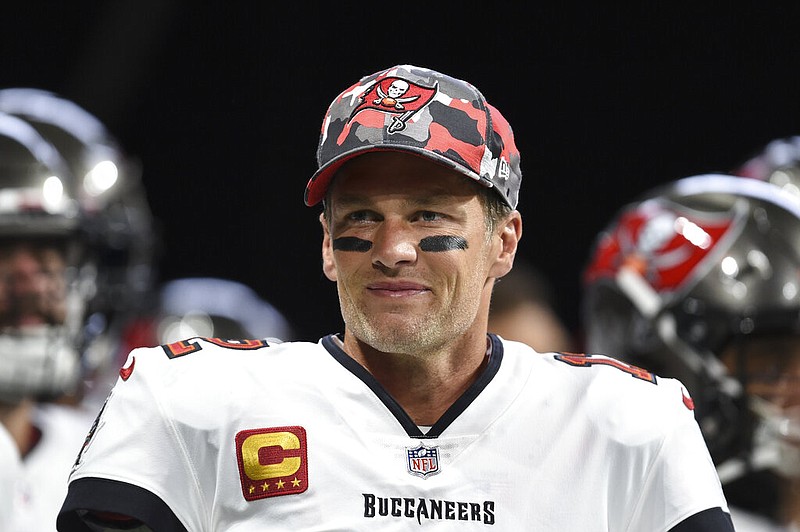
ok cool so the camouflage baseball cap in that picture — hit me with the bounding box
[304,64,522,209]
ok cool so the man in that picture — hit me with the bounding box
[58,65,732,530]
[0,111,100,532]
[729,138,800,530]
[0,90,157,531]
[0,87,160,409]
[582,173,800,530]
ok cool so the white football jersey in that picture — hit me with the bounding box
[8,403,97,531]
[0,423,21,531]
[59,335,729,531]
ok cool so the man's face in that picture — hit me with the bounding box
[321,152,516,355]
[0,242,68,329]
[721,334,800,410]
[721,334,800,474]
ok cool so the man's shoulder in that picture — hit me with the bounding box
[500,340,698,438]
[84,338,337,447]
[119,337,327,389]
[501,340,664,388]
[131,337,320,363]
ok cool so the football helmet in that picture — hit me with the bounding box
[0,112,93,403]
[118,277,295,355]
[0,88,159,379]
[582,174,800,487]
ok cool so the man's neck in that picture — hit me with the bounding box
[0,399,37,456]
[341,330,491,426]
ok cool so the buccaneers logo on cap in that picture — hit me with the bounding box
[351,76,438,133]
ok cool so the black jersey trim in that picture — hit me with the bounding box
[322,334,421,436]
[321,333,504,439]
[57,477,186,532]
[427,334,503,438]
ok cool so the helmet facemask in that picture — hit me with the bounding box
[0,233,100,404]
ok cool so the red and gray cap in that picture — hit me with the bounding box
[304,64,522,209]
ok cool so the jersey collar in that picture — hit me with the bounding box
[321,333,504,439]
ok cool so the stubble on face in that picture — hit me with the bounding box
[339,258,491,357]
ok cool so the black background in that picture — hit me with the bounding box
[3,2,799,341]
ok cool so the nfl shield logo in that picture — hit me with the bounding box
[406,443,440,478]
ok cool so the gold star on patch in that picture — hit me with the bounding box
[261,482,269,491]
[276,479,285,489]
[249,485,255,494]
[291,478,301,488]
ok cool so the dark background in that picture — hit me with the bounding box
[4,2,799,341]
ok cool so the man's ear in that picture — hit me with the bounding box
[320,212,337,281]
[489,211,522,279]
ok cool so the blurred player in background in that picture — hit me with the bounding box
[582,173,800,530]
[0,88,158,530]
[488,257,575,353]
[730,136,800,530]
[0,87,159,406]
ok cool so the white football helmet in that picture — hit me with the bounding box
[0,89,158,404]
[116,277,295,357]
[0,88,158,323]
[0,112,94,403]
[0,89,159,390]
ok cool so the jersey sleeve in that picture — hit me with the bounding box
[57,346,201,531]
[626,377,731,531]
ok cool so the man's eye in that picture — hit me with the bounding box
[419,211,442,222]
[347,211,371,222]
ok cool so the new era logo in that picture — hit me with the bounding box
[497,158,510,181]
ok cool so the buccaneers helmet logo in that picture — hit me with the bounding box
[585,200,735,293]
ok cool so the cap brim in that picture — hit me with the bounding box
[304,145,486,206]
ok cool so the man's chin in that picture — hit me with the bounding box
[351,320,436,354]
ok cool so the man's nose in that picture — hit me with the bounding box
[10,267,45,295]
[371,220,418,269]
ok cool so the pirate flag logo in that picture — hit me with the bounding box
[584,200,735,293]
[351,76,438,134]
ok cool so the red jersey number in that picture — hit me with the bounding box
[554,353,656,384]
[162,337,270,358]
